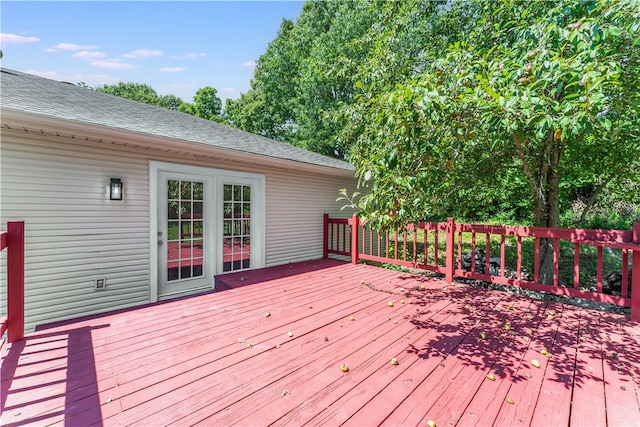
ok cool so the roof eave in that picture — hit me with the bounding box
[1,107,356,178]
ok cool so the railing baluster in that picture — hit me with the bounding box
[403,228,408,262]
[597,246,603,293]
[423,224,427,267]
[413,226,417,265]
[554,238,559,287]
[485,233,491,275]
[573,242,580,289]
[426,227,430,266]
[433,229,440,267]
[622,249,629,298]
[394,230,398,260]
[471,232,476,274]
[500,234,505,277]
[517,236,522,280]
[534,238,540,283]
[458,231,462,270]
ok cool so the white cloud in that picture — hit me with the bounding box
[222,87,235,94]
[157,67,186,73]
[123,49,163,59]
[23,70,120,86]
[72,51,107,60]
[170,52,206,60]
[0,33,40,46]
[90,59,136,70]
[46,42,98,52]
[240,60,256,68]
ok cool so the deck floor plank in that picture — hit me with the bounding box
[599,312,640,426]
[383,294,536,427]
[455,298,550,427]
[1,259,639,427]
[414,295,539,426]
[340,287,511,427]
[569,309,608,427]
[199,286,453,426]
[528,304,582,427]
[490,302,566,427]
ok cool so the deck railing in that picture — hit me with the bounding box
[1,221,25,344]
[324,214,640,321]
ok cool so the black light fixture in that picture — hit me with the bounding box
[110,178,123,200]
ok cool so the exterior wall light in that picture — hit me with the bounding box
[110,178,123,200]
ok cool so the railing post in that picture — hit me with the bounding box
[7,221,25,343]
[350,214,359,265]
[632,222,640,322]
[446,217,455,283]
[323,214,329,259]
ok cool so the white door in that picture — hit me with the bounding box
[157,171,214,298]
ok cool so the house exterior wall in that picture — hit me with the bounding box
[0,128,358,332]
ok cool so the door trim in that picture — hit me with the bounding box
[149,161,266,303]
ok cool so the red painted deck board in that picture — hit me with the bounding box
[2,259,639,426]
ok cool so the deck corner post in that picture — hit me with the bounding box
[350,214,359,265]
[323,214,329,259]
[632,223,640,322]
[446,217,455,283]
[7,221,25,343]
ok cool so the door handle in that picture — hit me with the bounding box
[158,240,163,246]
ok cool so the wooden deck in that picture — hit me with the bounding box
[2,259,640,426]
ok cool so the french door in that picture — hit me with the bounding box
[151,162,265,301]
[157,171,214,298]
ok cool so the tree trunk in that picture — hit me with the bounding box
[533,135,561,285]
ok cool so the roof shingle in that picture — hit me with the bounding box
[0,68,354,172]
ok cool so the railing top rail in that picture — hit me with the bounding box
[455,223,634,243]
[1,231,7,251]
[327,218,350,225]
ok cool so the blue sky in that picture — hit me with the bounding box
[1,1,304,103]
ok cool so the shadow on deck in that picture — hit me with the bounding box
[2,259,639,426]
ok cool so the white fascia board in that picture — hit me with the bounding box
[1,108,356,178]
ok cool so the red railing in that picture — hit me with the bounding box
[1,221,25,343]
[324,215,640,321]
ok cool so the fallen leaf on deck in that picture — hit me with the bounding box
[531,359,540,368]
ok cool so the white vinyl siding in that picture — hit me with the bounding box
[1,127,357,332]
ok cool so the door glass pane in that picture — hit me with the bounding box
[223,183,251,272]
[167,178,205,282]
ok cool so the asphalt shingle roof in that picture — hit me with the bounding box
[0,68,354,172]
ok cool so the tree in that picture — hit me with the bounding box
[226,1,443,158]
[95,82,162,105]
[191,86,223,121]
[92,82,225,122]
[341,0,640,282]
[158,94,184,111]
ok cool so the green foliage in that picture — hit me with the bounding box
[341,0,640,230]
[95,82,163,105]
[91,82,224,123]
[191,86,223,121]
[226,0,444,158]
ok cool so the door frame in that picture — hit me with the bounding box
[149,160,266,303]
